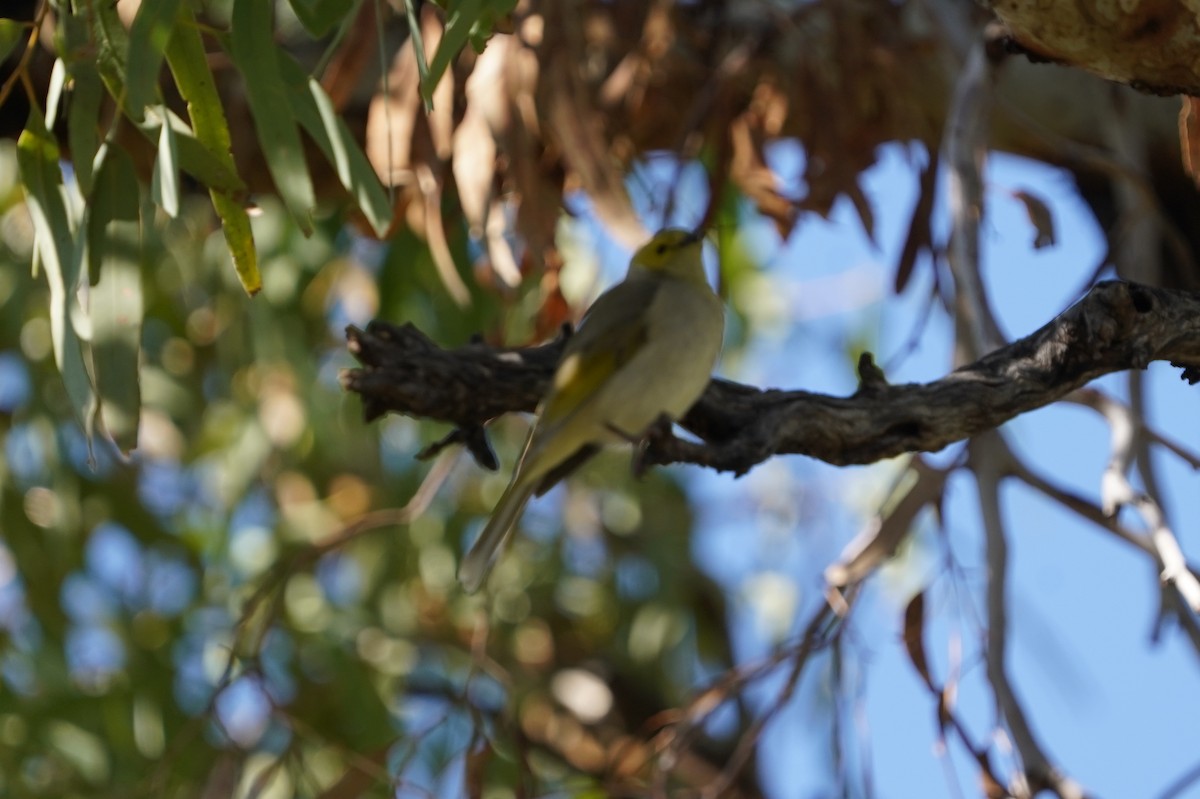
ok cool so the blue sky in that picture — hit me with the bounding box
[655,145,1200,798]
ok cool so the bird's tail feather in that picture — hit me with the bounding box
[458,478,536,592]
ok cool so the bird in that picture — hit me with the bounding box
[458,227,725,592]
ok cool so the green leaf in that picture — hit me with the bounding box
[17,116,73,279]
[231,0,315,235]
[86,2,131,100]
[17,113,98,452]
[0,20,25,65]
[86,2,245,196]
[287,0,355,37]
[158,109,246,195]
[278,55,392,237]
[44,58,67,130]
[164,3,260,295]
[90,146,141,279]
[402,0,432,113]
[150,106,180,217]
[211,192,259,293]
[125,0,182,120]
[89,150,143,455]
[467,0,516,53]
[422,0,483,108]
[66,61,103,195]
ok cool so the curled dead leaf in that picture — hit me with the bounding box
[1180,96,1200,188]
[895,150,939,292]
[416,162,471,307]
[1012,188,1056,249]
[902,592,934,690]
[365,40,420,187]
[729,114,796,238]
[453,103,496,236]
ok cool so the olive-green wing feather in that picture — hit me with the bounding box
[538,277,659,429]
[515,277,660,489]
[532,443,600,496]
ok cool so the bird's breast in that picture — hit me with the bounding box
[595,282,723,437]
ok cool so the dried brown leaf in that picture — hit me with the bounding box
[534,248,569,341]
[975,751,1009,799]
[542,18,645,249]
[416,163,471,306]
[454,37,512,258]
[422,6,454,161]
[453,104,496,235]
[846,180,876,245]
[749,80,789,138]
[486,197,522,287]
[319,1,379,112]
[895,151,939,292]
[365,42,420,186]
[598,53,643,108]
[937,685,954,736]
[729,114,795,238]
[508,68,560,274]
[1012,189,1056,249]
[902,592,934,690]
[366,6,452,188]
[1181,96,1200,188]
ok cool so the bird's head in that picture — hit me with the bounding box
[629,228,708,283]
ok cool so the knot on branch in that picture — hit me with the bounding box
[855,352,889,395]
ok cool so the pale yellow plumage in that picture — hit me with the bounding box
[458,228,724,592]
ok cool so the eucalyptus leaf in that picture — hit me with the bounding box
[90,151,143,455]
[403,0,432,113]
[125,0,182,120]
[66,60,103,196]
[0,19,25,64]
[231,0,316,235]
[44,58,67,131]
[150,107,180,218]
[17,113,98,455]
[287,0,354,37]
[164,3,260,295]
[278,55,393,237]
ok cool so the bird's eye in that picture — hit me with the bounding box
[655,243,668,255]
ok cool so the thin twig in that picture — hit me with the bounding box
[1157,753,1200,799]
[1068,389,1200,613]
[972,432,1089,799]
[0,8,43,112]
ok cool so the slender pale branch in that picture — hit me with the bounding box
[973,433,1089,799]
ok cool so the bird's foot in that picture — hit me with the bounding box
[631,413,675,478]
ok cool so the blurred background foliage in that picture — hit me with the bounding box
[0,136,773,795]
[5,0,1200,796]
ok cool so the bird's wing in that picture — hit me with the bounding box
[532,443,601,496]
[515,277,658,483]
[538,277,658,429]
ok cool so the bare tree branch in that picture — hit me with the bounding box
[973,433,1091,799]
[343,280,1200,475]
[1070,389,1200,613]
[944,28,1005,361]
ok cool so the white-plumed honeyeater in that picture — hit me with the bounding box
[458,228,724,592]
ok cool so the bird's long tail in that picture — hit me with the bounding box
[458,477,537,592]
